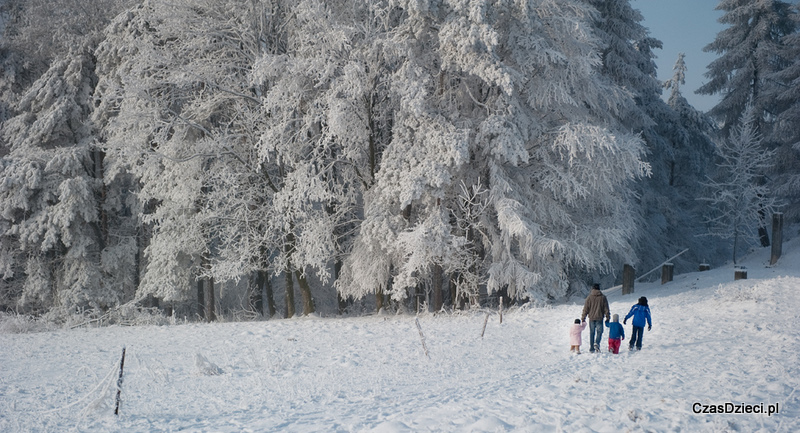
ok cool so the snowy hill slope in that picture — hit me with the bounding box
[1,237,799,432]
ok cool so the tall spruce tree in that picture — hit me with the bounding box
[698,0,795,246]
[769,5,800,222]
[586,0,719,275]
[698,0,795,136]
[0,52,113,315]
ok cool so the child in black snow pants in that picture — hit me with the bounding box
[623,297,652,350]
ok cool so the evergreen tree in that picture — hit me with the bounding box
[0,52,118,315]
[769,5,800,222]
[698,0,795,136]
[586,0,719,275]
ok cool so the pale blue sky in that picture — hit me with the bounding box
[634,0,724,113]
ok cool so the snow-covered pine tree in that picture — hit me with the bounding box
[0,52,118,315]
[768,5,800,222]
[661,53,724,262]
[586,0,719,277]
[469,0,649,303]
[698,0,795,136]
[698,0,795,247]
[701,109,778,264]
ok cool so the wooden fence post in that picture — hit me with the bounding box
[699,264,711,272]
[114,346,126,415]
[415,318,429,358]
[622,264,635,295]
[771,213,783,266]
[661,263,674,284]
[734,267,747,280]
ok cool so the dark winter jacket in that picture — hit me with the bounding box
[624,304,652,328]
[581,288,610,322]
[606,321,625,340]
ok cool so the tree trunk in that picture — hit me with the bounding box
[263,270,277,318]
[294,269,315,316]
[197,278,205,320]
[376,286,385,313]
[432,263,443,312]
[335,260,347,314]
[284,232,296,318]
[284,269,295,319]
[250,271,264,316]
[92,148,108,251]
[205,277,216,322]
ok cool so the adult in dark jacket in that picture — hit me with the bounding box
[623,296,652,350]
[581,284,610,353]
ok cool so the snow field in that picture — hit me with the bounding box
[1,239,799,432]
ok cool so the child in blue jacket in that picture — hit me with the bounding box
[605,314,625,353]
[623,297,652,351]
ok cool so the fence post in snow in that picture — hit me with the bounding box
[661,263,674,284]
[481,313,489,338]
[622,264,635,295]
[499,297,503,324]
[771,213,783,265]
[114,346,126,415]
[735,267,747,280]
[415,318,429,359]
[699,264,711,271]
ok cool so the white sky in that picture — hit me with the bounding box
[634,0,724,113]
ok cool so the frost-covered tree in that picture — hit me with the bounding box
[769,6,800,222]
[95,0,299,319]
[0,52,119,315]
[701,109,778,264]
[698,0,795,247]
[586,0,720,275]
[0,0,133,145]
[332,0,474,310]
[252,0,405,313]
[336,0,650,307]
[698,0,795,136]
[0,0,137,317]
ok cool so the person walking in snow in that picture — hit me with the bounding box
[605,314,625,354]
[570,319,587,354]
[581,283,610,353]
[623,296,652,351]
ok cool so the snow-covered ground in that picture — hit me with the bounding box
[2,237,799,432]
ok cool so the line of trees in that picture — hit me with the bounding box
[1,0,797,322]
